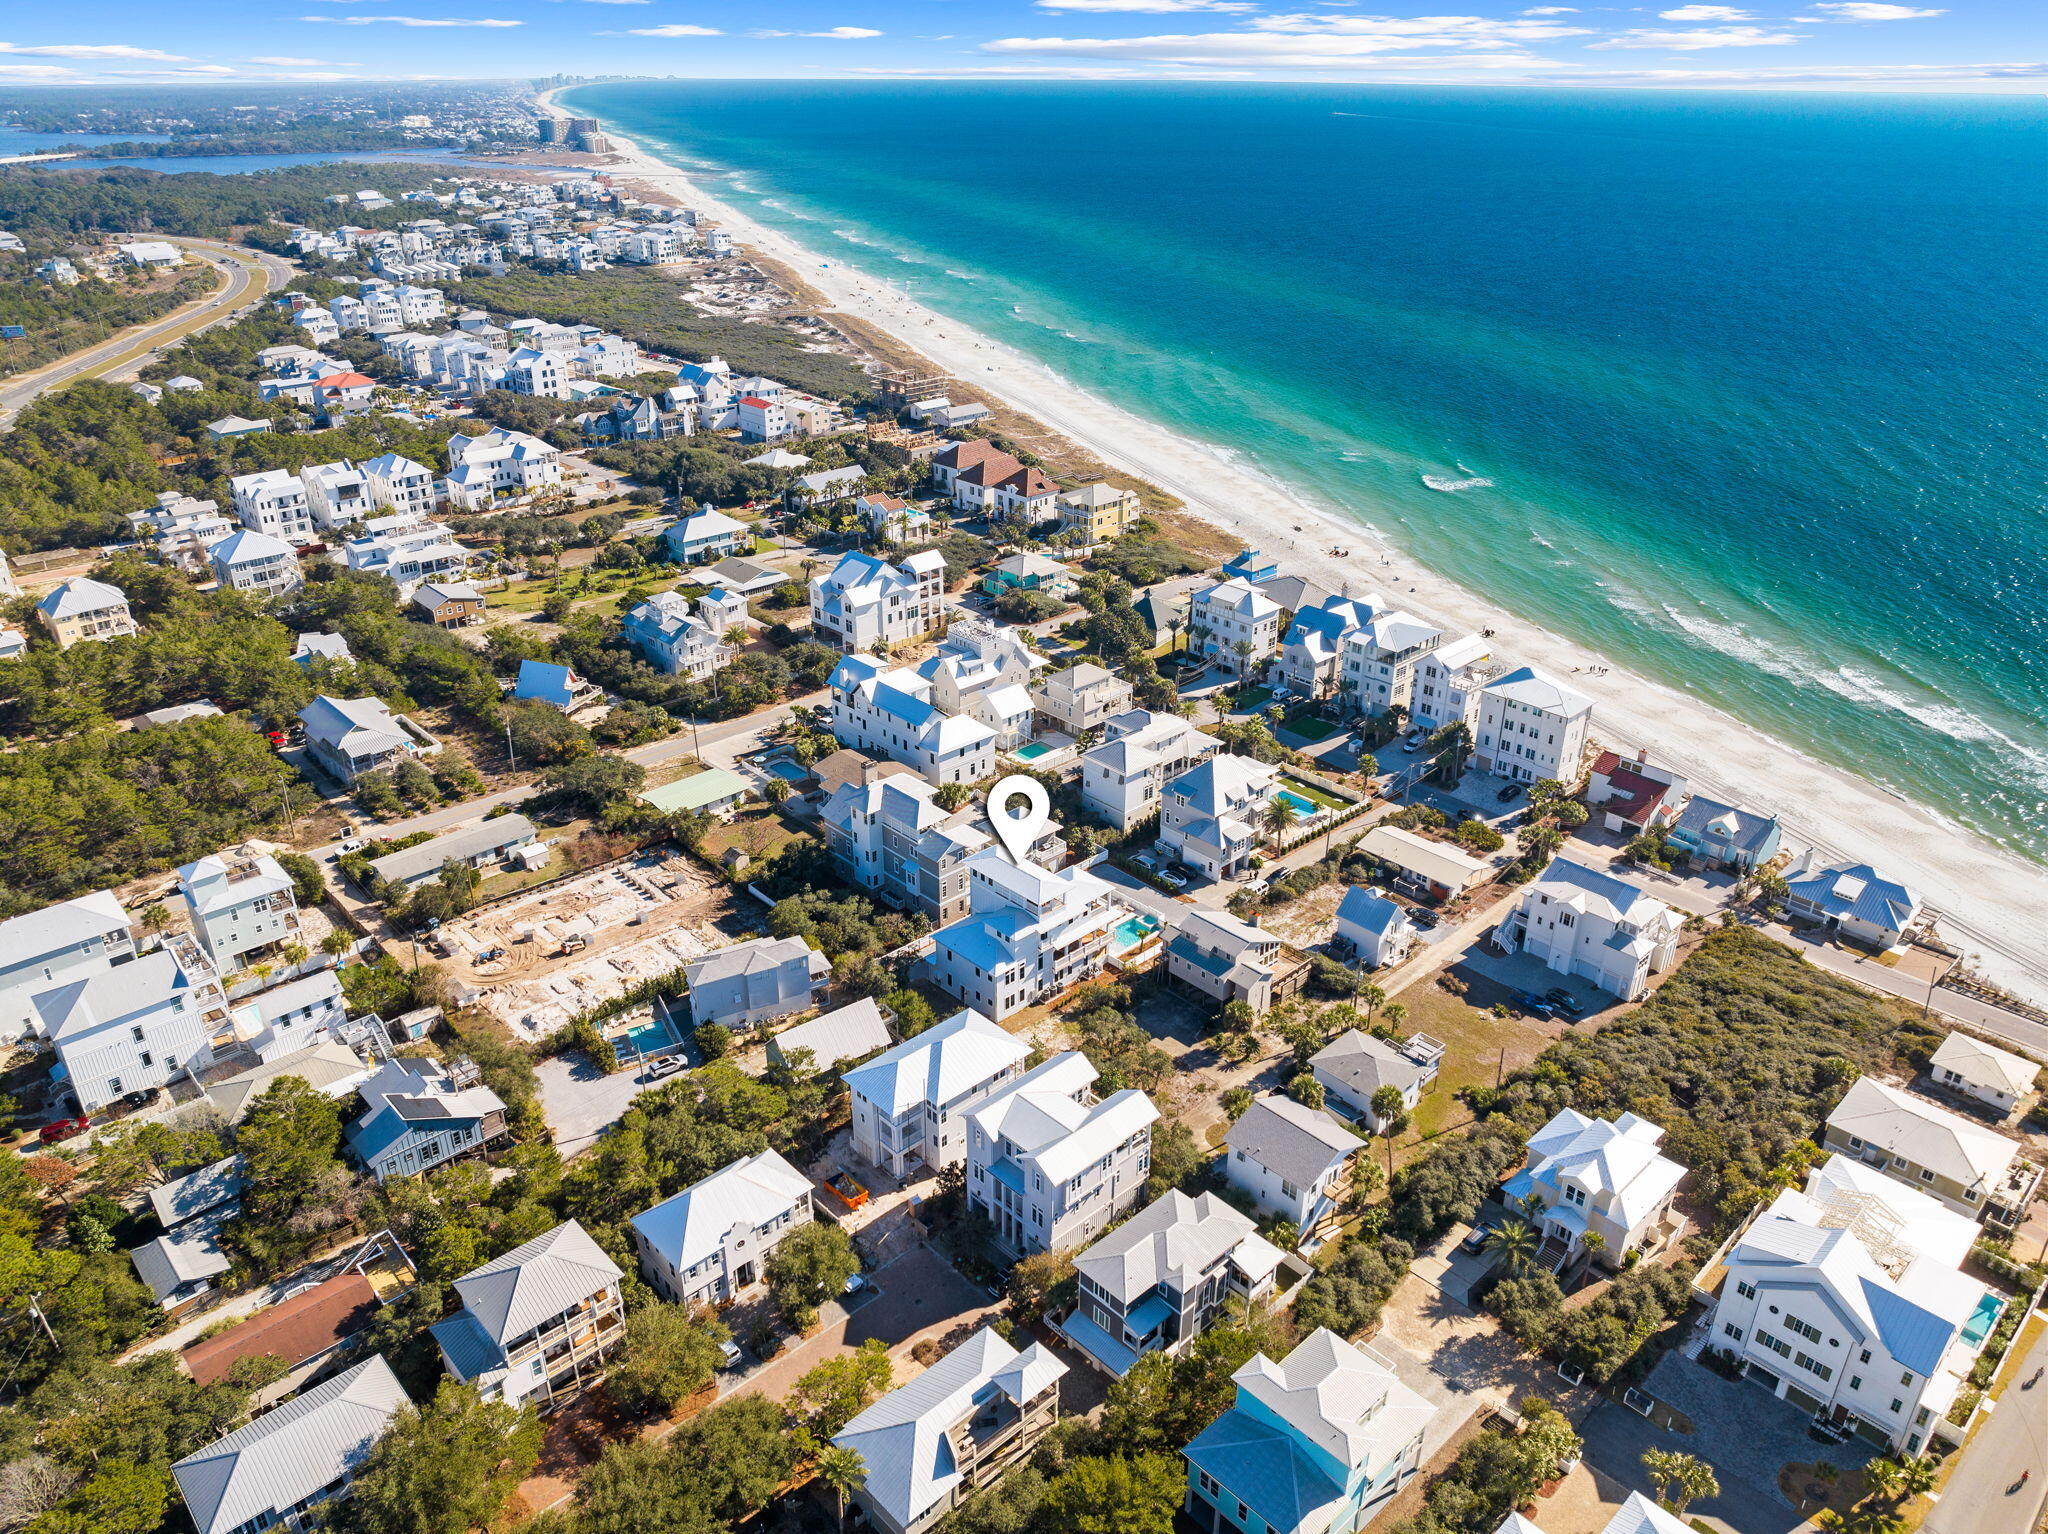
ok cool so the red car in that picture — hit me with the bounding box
[38,1116,89,1145]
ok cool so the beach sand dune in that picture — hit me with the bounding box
[555,94,2048,1003]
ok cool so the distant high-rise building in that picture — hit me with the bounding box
[536,117,564,144]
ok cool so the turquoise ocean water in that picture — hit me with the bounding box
[564,82,2048,862]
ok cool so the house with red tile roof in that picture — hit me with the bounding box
[1587,750,1689,835]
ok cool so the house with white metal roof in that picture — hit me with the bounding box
[665,504,749,564]
[35,577,136,649]
[621,590,736,679]
[1188,577,1281,677]
[966,1050,1158,1260]
[844,1007,1031,1178]
[810,550,947,653]
[1183,1328,1434,1534]
[1356,824,1491,902]
[768,997,894,1073]
[1703,1153,2001,1454]
[926,853,1122,1022]
[1928,1033,2038,1116]
[1163,908,1307,1014]
[365,815,539,892]
[1079,709,1220,832]
[41,939,228,1114]
[629,1148,816,1307]
[172,1356,410,1534]
[431,1220,624,1409]
[1503,1108,1686,1273]
[833,1326,1068,1534]
[1822,1076,2035,1224]
[1338,608,1444,720]
[209,530,303,598]
[205,1040,372,1124]
[1158,755,1280,881]
[1501,857,1683,1002]
[683,935,830,1031]
[1225,1095,1360,1234]
[1473,665,1593,785]
[829,654,999,788]
[178,850,301,972]
[298,695,438,784]
[1064,1191,1284,1378]
[0,891,134,1043]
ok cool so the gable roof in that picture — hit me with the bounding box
[171,1356,410,1534]
[1929,1033,2038,1099]
[1074,1190,1264,1304]
[630,1149,814,1273]
[1310,1031,1426,1100]
[181,1273,379,1386]
[833,1327,1066,1529]
[1228,1095,1359,1185]
[770,999,894,1071]
[842,1008,1029,1115]
[1826,1077,2017,1190]
[449,1220,621,1345]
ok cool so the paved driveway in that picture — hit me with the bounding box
[536,1052,656,1154]
[1578,1349,1836,1534]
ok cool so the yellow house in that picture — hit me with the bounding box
[35,577,138,649]
[1057,482,1141,543]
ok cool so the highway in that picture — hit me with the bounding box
[0,236,293,427]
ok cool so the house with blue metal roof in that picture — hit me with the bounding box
[1183,1328,1435,1534]
[345,1057,508,1183]
[1664,794,1781,873]
[1702,1152,2001,1455]
[513,659,600,713]
[1782,851,1921,951]
[1332,886,1418,970]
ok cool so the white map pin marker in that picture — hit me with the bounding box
[988,775,1054,868]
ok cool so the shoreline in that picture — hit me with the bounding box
[547,86,2048,1002]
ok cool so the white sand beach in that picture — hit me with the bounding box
[548,92,2048,1002]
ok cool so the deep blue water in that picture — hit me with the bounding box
[0,128,169,154]
[565,82,2048,860]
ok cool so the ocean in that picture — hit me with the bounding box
[564,82,2048,862]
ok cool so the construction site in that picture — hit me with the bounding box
[436,848,740,1040]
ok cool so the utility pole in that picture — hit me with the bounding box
[505,721,515,772]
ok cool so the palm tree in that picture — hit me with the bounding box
[1483,1218,1539,1274]
[1579,1230,1607,1261]
[1893,1456,1938,1501]
[1232,638,1255,677]
[1265,796,1299,842]
[1642,1449,1719,1515]
[815,1445,865,1529]
[1861,1456,1905,1505]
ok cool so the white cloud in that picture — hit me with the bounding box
[1036,0,1260,12]
[622,23,722,35]
[1588,24,1802,47]
[984,34,1568,66]
[1803,2,1944,17]
[304,13,523,22]
[808,26,882,36]
[0,62,76,76]
[0,42,189,59]
[1544,59,2043,84]
[1521,5,1577,11]
[851,62,1251,77]
[1659,4,1752,17]
[246,54,356,64]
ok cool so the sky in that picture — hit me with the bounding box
[1,1,2044,94]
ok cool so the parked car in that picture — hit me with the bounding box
[39,1116,90,1145]
[1407,906,1440,929]
[1461,1224,1494,1256]
[843,1272,867,1296]
[642,1053,688,1083]
[1157,868,1189,890]
[1515,992,1559,1020]
[718,1340,743,1368]
[1402,730,1426,753]
[336,838,364,856]
[1544,988,1588,1021]
[118,1088,158,1112]
[1496,782,1525,802]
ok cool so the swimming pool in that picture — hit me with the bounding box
[1111,912,1162,952]
[618,1012,675,1055]
[763,758,810,782]
[1014,741,1055,761]
[1273,789,1321,818]
[1962,1292,2004,1348]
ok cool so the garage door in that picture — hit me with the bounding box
[1745,1363,1781,1392]
[1785,1384,1824,1415]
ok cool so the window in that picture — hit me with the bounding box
[1736,1281,1755,1300]
[1723,1324,1743,1342]
[1850,1376,1862,1391]
[1859,1349,1872,1364]
[1900,1371,1914,1387]
[1890,1399,1904,1415]
[1787,1316,1823,1344]
[1796,1352,1833,1382]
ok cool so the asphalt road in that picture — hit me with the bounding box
[1924,1321,2048,1534]
[0,237,291,427]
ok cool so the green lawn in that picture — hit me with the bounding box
[1276,774,1348,810]
[1280,708,1341,742]
[1233,686,1276,713]
[1383,982,1558,1166]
